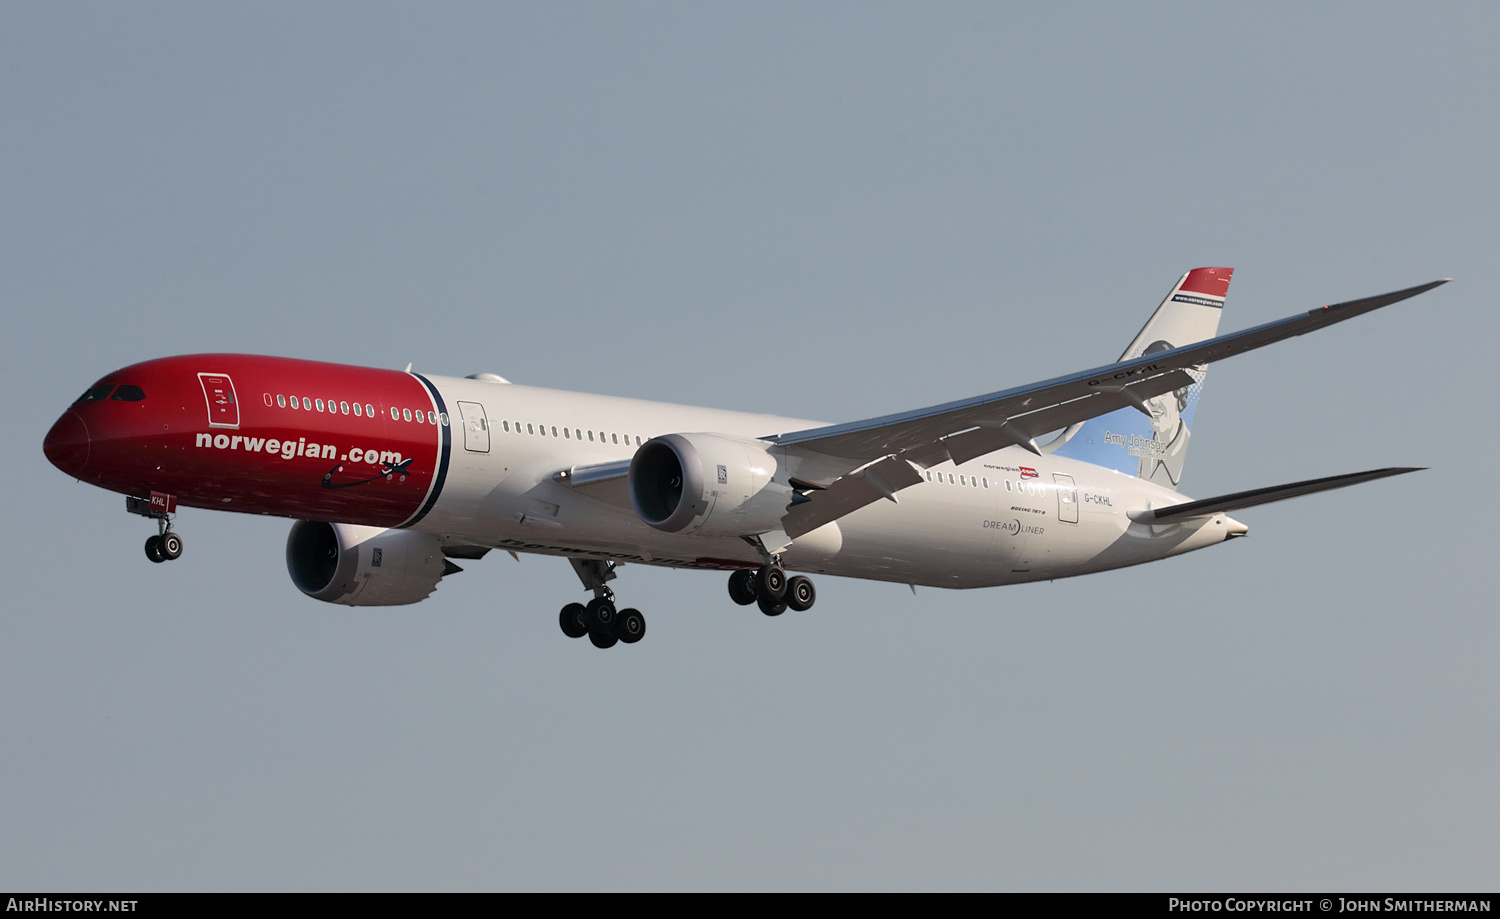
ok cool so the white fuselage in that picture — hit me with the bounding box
[416,375,1244,588]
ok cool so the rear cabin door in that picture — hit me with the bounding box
[1054,473,1079,524]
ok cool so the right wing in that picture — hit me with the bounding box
[775,279,1448,537]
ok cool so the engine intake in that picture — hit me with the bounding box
[628,433,791,537]
[286,521,451,606]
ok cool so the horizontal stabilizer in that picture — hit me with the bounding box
[1147,467,1423,521]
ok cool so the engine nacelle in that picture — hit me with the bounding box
[286,521,450,606]
[629,432,792,538]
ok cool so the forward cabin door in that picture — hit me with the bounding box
[457,401,490,453]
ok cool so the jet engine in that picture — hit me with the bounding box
[286,520,454,606]
[628,432,792,537]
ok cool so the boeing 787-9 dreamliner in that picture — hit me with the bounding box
[43,269,1447,648]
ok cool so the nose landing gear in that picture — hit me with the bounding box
[128,494,184,564]
[144,529,184,563]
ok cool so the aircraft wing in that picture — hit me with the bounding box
[773,279,1446,537]
[552,459,634,509]
[1144,467,1422,521]
[772,280,1446,461]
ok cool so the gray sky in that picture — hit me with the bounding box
[3,2,1495,891]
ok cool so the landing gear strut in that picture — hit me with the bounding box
[128,495,183,564]
[559,558,646,649]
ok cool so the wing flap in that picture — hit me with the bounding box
[783,455,925,538]
[780,370,1197,535]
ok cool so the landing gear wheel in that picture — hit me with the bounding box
[616,608,646,644]
[144,535,166,563]
[159,531,184,561]
[559,603,588,639]
[589,628,619,649]
[728,569,757,606]
[757,592,788,617]
[585,597,617,631]
[786,576,816,611]
[755,565,787,601]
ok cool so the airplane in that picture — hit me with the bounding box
[43,269,1447,649]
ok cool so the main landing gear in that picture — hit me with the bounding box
[727,564,816,617]
[127,495,184,564]
[559,558,645,649]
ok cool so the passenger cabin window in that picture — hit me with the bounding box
[341,402,350,415]
[302,397,311,411]
[277,394,287,408]
[315,399,325,412]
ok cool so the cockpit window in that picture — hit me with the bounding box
[110,385,146,402]
[75,385,115,403]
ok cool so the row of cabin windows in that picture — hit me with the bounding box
[390,406,447,426]
[262,392,640,445]
[267,393,376,418]
[499,420,643,447]
[927,471,989,488]
[923,470,1044,494]
[264,393,451,428]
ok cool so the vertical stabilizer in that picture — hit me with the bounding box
[1049,267,1233,489]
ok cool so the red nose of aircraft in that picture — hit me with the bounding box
[44,409,90,478]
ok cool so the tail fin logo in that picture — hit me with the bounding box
[1135,340,1192,486]
[1050,267,1231,491]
